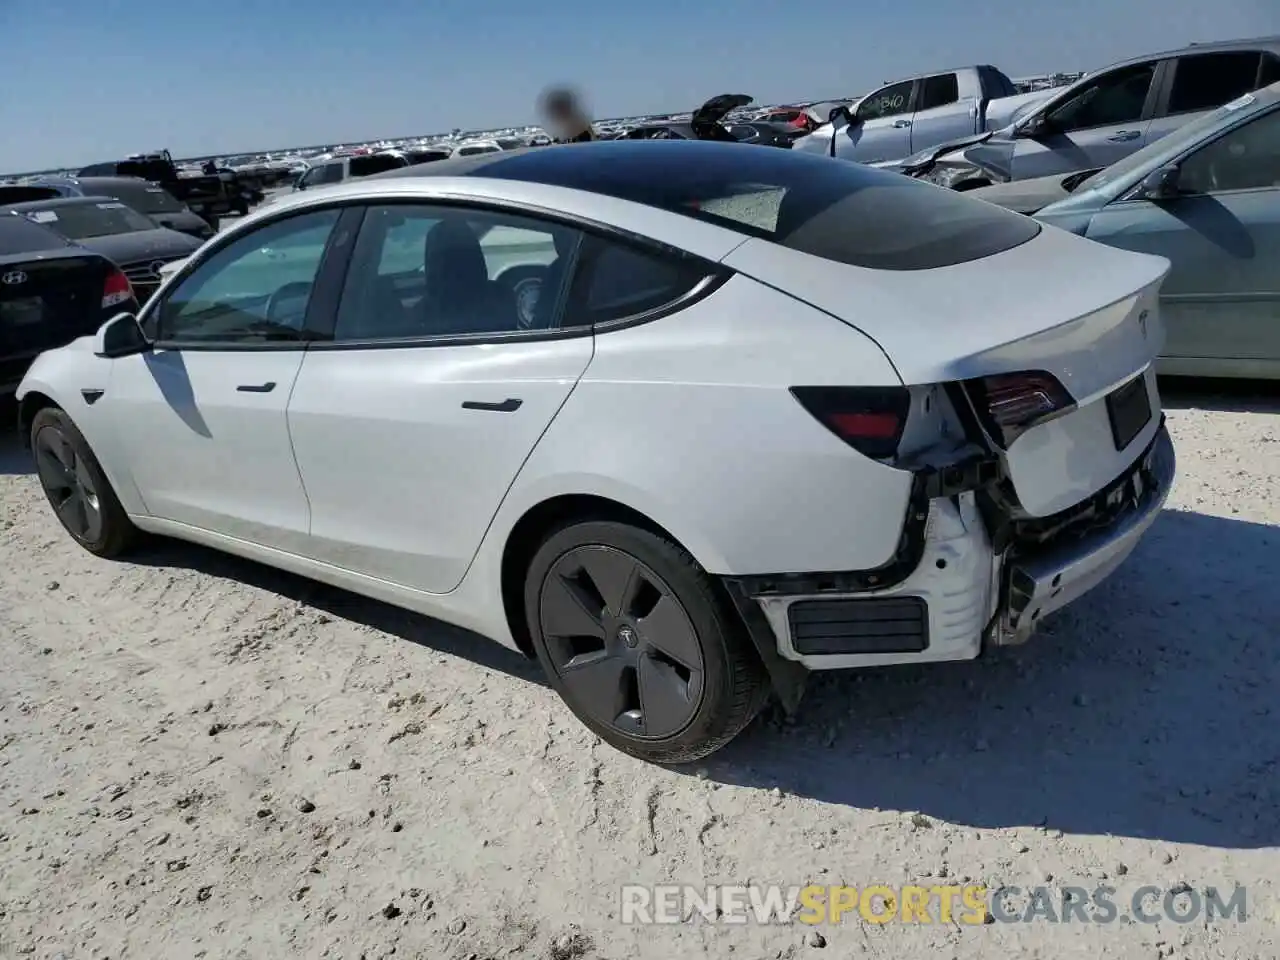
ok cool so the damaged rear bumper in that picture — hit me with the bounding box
[992,420,1174,645]
[724,421,1175,678]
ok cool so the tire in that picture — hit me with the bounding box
[523,519,769,764]
[202,213,220,233]
[30,407,139,558]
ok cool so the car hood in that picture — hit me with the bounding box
[966,173,1075,214]
[74,227,203,264]
[692,93,753,127]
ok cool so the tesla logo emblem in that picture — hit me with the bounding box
[149,261,166,278]
[1,271,27,285]
[1137,310,1149,338]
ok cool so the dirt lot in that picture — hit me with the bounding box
[1,384,1277,960]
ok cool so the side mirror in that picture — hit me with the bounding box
[93,312,151,359]
[1017,114,1050,138]
[1140,164,1181,200]
[828,105,859,132]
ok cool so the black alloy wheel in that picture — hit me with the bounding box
[30,407,138,557]
[524,520,768,764]
[35,423,104,544]
[539,544,705,739]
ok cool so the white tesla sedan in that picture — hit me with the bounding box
[16,140,1176,764]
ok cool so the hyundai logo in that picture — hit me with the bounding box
[2,270,27,285]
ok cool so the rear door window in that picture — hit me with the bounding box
[918,73,960,111]
[1167,51,1269,116]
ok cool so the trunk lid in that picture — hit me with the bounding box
[722,224,1171,516]
[0,254,111,386]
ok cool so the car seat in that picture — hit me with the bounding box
[421,219,516,334]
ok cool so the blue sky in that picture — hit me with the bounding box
[1,0,1276,173]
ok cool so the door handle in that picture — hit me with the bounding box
[236,381,276,393]
[461,398,522,412]
[892,119,912,128]
[1107,130,1141,141]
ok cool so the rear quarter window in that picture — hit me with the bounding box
[563,235,711,325]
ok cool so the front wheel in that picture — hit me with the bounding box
[31,407,139,557]
[524,520,768,764]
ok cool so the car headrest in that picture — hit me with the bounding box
[424,218,488,291]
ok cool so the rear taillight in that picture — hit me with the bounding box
[791,386,911,460]
[102,269,133,310]
[965,370,1074,444]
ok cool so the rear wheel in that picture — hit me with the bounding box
[524,520,768,764]
[31,407,139,558]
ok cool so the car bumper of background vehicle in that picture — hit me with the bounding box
[733,421,1174,672]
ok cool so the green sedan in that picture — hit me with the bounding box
[970,82,1280,379]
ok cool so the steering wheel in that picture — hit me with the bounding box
[265,281,313,328]
[498,266,551,329]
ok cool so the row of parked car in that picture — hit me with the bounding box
[806,35,1280,379]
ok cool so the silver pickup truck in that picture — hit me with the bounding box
[792,65,1053,163]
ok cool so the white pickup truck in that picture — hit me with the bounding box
[793,64,1054,164]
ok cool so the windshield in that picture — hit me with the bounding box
[0,213,70,254]
[109,183,185,214]
[1076,93,1266,193]
[470,139,1041,271]
[20,201,157,239]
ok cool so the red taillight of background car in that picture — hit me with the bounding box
[790,385,911,460]
[102,268,133,310]
[965,370,1074,445]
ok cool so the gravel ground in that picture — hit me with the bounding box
[0,382,1277,960]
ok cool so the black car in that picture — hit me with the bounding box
[0,197,204,304]
[0,176,217,240]
[617,94,798,147]
[0,214,138,395]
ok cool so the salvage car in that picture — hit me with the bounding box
[0,177,217,240]
[2,197,204,304]
[620,94,800,147]
[78,149,251,220]
[1,213,137,395]
[971,83,1280,379]
[293,152,409,191]
[905,39,1280,191]
[15,140,1175,763]
[793,65,1051,163]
